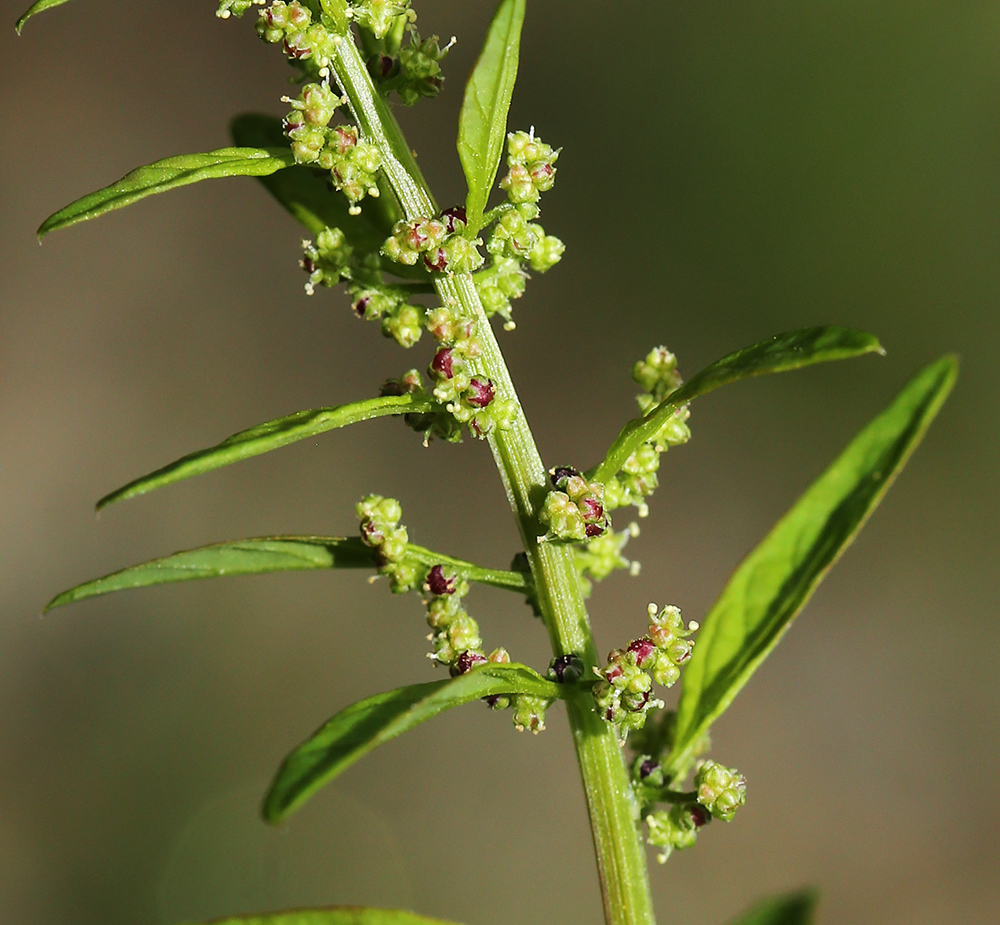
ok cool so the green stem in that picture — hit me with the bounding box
[332,34,657,925]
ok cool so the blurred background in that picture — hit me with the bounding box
[1,1,997,923]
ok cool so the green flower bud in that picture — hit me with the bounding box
[645,804,701,863]
[381,302,425,348]
[352,0,415,40]
[396,30,451,105]
[527,231,565,272]
[440,233,485,274]
[487,208,540,260]
[575,522,640,596]
[216,0,259,20]
[500,130,559,205]
[300,226,352,294]
[694,760,747,821]
[512,695,548,733]
[633,346,682,399]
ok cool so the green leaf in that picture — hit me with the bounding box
[591,327,885,484]
[727,890,819,925]
[44,536,530,612]
[665,355,958,777]
[97,393,436,510]
[44,537,375,612]
[15,0,72,33]
[230,113,398,250]
[175,909,467,925]
[263,664,560,823]
[456,0,526,232]
[37,147,297,238]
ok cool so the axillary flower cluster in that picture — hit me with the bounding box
[214,0,746,865]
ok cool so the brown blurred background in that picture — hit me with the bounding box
[1,1,997,923]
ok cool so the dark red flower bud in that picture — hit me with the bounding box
[423,248,448,272]
[547,654,584,683]
[580,497,604,523]
[585,522,605,538]
[441,205,467,233]
[690,805,710,828]
[452,650,488,676]
[466,378,495,408]
[360,520,383,546]
[301,255,316,274]
[639,758,660,780]
[379,54,394,77]
[431,347,454,379]
[426,564,456,596]
[627,637,657,667]
[352,295,371,317]
[549,466,581,489]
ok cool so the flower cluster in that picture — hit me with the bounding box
[256,2,339,73]
[645,804,708,863]
[379,370,461,443]
[500,130,558,206]
[605,347,692,517]
[426,304,515,438]
[592,603,698,739]
[382,208,484,275]
[300,226,352,294]
[539,467,607,542]
[349,0,415,41]
[575,522,641,596]
[694,760,747,822]
[394,30,450,105]
[282,82,381,209]
[473,131,565,326]
[357,494,417,592]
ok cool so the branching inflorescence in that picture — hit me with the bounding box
[19,0,957,923]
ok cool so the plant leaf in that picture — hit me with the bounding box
[44,537,374,612]
[15,0,72,33]
[230,113,398,250]
[97,393,436,510]
[37,147,297,238]
[665,355,958,777]
[44,537,530,612]
[264,664,560,823]
[44,536,531,613]
[456,0,526,232]
[591,327,885,484]
[175,909,468,925]
[727,890,819,925]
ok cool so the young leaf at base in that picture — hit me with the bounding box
[457,0,527,233]
[726,889,819,925]
[38,147,296,237]
[97,393,437,510]
[591,327,884,484]
[263,665,561,823]
[665,355,958,778]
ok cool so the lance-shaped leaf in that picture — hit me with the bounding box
[665,356,958,778]
[727,890,819,925]
[174,909,467,925]
[264,664,560,823]
[44,536,529,612]
[97,393,436,510]
[15,0,72,33]
[457,0,526,232]
[38,147,297,238]
[591,327,885,484]
[230,113,398,251]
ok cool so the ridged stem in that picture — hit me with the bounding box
[332,34,657,925]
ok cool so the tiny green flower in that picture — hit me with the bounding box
[694,760,747,822]
[645,804,706,863]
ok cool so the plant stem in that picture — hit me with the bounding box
[332,35,657,925]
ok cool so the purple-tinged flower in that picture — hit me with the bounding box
[466,378,495,408]
[426,564,456,596]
